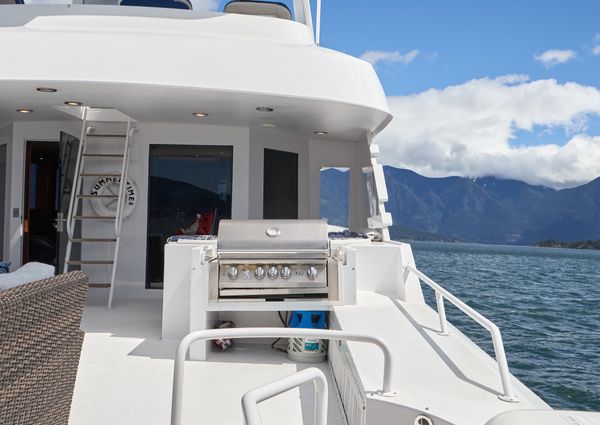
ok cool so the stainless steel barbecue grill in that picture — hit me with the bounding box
[213,219,330,299]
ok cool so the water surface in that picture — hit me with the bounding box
[410,241,600,411]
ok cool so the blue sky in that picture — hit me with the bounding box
[319,0,600,95]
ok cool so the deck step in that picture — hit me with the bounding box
[80,173,122,177]
[67,260,114,265]
[86,134,127,138]
[70,238,117,243]
[82,153,124,158]
[73,215,117,220]
[88,283,111,288]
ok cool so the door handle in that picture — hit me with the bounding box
[54,212,65,232]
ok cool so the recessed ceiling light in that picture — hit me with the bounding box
[16,109,33,114]
[256,107,274,112]
[64,101,82,106]
[36,87,57,93]
[261,123,276,128]
[193,112,209,117]
[314,131,328,135]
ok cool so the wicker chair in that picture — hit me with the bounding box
[0,271,88,425]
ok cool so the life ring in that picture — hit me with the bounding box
[89,175,137,219]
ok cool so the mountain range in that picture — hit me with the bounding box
[320,167,600,245]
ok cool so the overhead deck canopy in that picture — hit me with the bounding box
[0,6,392,140]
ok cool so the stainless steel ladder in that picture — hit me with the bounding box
[63,108,135,308]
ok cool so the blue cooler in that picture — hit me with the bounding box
[287,311,328,363]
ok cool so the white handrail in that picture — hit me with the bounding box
[108,122,135,309]
[171,328,395,425]
[242,368,328,425]
[403,264,519,403]
[114,119,132,236]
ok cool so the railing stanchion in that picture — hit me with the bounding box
[435,291,449,336]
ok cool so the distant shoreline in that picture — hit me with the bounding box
[393,237,600,251]
[534,240,600,250]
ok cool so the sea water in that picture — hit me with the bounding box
[410,241,600,411]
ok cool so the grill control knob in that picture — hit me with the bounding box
[268,266,279,279]
[307,266,319,280]
[254,266,266,280]
[227,265,239,280]
[281,266,291,280]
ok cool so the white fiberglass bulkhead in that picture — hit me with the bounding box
[0,3,391,142]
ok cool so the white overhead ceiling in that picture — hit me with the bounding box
[0,81,391,141]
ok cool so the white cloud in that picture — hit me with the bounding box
[375,76,600,188]
[360,49,419,67]
[534,49,577,67]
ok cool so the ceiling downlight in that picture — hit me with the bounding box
[36,87,57,93]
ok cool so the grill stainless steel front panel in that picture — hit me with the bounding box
[215,220,330,299]
[217,219,329,259]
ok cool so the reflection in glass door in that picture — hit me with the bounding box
[146,145,233,288]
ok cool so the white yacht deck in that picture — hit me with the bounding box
[69,295,345,425]
[70,289,550,425]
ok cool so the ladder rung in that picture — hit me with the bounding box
[89,283,112,288]
[77,194,119,198]
[67,260,114,265]
[83,154,124,158]
[80,173,122,177]
[87,134,127,138]
[71,238,117,243]
[73,215,117,220]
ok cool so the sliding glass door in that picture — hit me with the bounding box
[146,145,233,288]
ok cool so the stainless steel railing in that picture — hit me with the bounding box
[403,264,519,403]
[170,328,396,425]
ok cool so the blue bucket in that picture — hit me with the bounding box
[288,311,327,329]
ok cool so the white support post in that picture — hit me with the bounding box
[316,0,322,45]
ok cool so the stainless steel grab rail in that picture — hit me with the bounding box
[170,328,396,425]
[403,264,519,403]
[242,368,328,425]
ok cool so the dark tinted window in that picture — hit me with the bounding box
[263,148,298,219]
[146,145,233,288]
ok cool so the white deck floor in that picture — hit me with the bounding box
[69,296,345,425]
